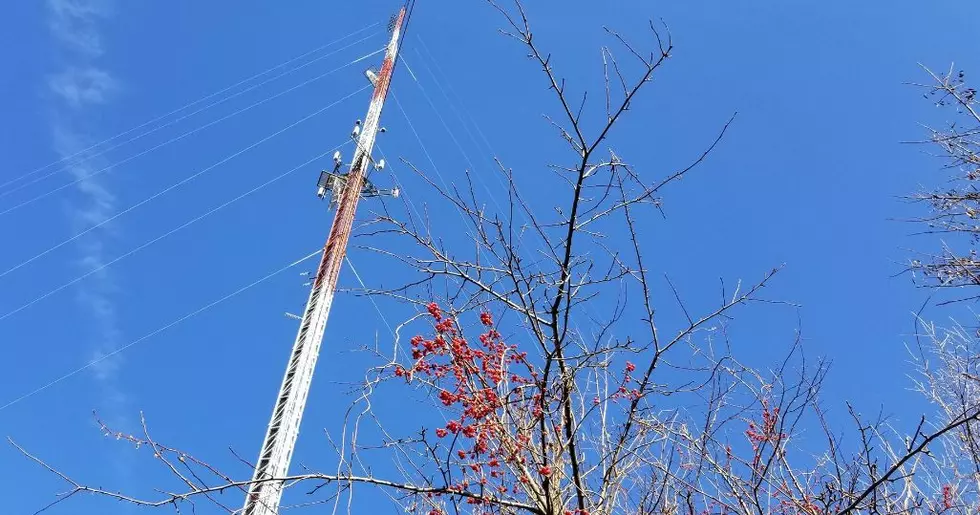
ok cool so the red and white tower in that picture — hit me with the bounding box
[242,7,408,515]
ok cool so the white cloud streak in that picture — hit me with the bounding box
[47,0,112,57]
[50,67,117,109]
[45,0,128,418]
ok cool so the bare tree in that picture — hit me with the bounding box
[908,65,980,298]
[16,3,980,515]
[911,319,980,509]
[901,65,980,514]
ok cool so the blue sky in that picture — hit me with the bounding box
[2,1,980,513]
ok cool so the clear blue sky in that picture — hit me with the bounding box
[1,1,979,513]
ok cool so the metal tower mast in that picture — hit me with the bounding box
[242,7,408,515]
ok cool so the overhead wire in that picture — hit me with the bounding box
[0,48,384,217]
[380,98,556,393]
[0,32,380,202]
[345,256,396,338]
[412,36,606,342]
[398,55,505,215]
[349,142,431,336]
[391,58,511,243]
[413,38,531,209]
[0,135,356,324]
[0,87,367,281]
[0,22,380,194]
[391,61,518,301]
[375,144,425,227]
[389,91,531,341]
[415,38,497,174]
[0,248,325,412]
[0,8,404,414]
[391,94,461,214]
[397,39,597,343]
[388,88,508,302]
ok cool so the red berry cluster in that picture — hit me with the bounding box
[394,303,552,507]
[602,361,642,403]
[744,398,786,470]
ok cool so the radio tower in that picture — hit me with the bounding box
[242,5,410,515]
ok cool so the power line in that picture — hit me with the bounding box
[397,42,599,349]
[390,90,545,346]
[0,49,384,217]
[400,54,514,223]
[345,256,396,337]
[416,37,497,171]
[0,32,380,202]
[0,87,367,282]
[391,93,461,213]
[411,37,600,340]
[390,87,513,312]
[0,249,324,412]
[0,137,355,323]
[0,22,380,194]
[375,144,425,227]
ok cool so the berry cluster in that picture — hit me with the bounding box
[394,303,556,511]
